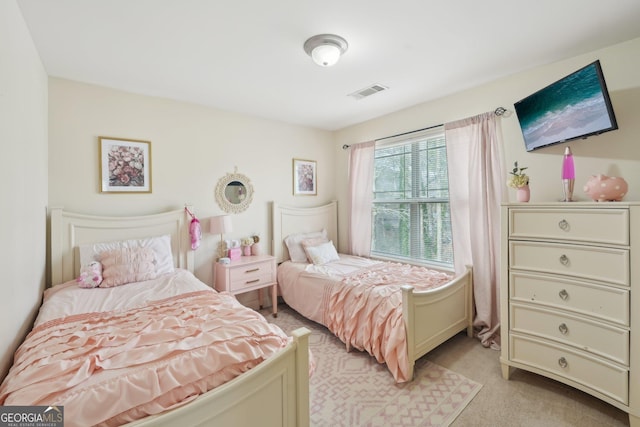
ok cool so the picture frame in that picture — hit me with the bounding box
[99,137,152,193]
[292,158,317,196]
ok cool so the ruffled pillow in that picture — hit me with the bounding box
[79,235,174,276]
[99,247,157,288]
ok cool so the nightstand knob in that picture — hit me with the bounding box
[558,357,568,369]
[559,254,569,266]
[558,323,569,335]
[558,219,570,231]
[558,289,569,301]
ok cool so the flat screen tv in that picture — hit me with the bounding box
[514,60,618,152]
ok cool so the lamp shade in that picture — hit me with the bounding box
[210,215,232,235]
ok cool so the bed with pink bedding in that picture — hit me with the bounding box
[1,270,292,426]
[0,208,311,427]
[272,201,474,383]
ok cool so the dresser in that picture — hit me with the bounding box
[500,202,639,426]
[214,254,278,317]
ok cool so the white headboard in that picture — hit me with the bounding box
[49,207,194,286]
[271,201,338,264]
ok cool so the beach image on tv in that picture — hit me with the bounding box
[515,63,614,151]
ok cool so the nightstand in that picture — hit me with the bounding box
[214,254,278,317]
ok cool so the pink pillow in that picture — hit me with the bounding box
[284,230,327,263]
[79,235,174,275]
[99,247,157,288]
[301,236,329,247]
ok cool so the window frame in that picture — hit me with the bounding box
[370,126,453,270]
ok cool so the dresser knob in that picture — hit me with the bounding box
[558,289,569,300]
[558,219,569,231]
[558,357,568,369]
[558,323,569,335]
[559,254,569,266]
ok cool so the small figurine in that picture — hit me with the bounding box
[583,174,628,202]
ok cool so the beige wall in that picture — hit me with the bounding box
[48,78,337,289]
[334,37,640,251]
[0,1,49,379]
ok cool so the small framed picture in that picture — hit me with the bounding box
[99,137,152,193]
[292,158,317,196]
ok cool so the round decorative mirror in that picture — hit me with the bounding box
[215,169,254,213]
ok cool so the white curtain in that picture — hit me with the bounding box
[347,141,375,256]
[445,112,506,349]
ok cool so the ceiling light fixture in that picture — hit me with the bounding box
[303,34,348,67]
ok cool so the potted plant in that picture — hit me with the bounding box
[241,237,254,256]
[507,161,530,202]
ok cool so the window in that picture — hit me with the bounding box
[371,127,453,267]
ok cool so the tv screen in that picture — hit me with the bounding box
[514,60,618,152]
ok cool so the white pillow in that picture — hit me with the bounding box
[284,229,327,263]
[79,234,174,275]
[304,241,339,265]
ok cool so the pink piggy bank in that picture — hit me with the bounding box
[583,174,628,202]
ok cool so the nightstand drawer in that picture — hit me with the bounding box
[510,272,629,326]
[510,334,628,405]
[508,208,628,245]
[509,241,629,286]
[229,264,274,292]
[213,255,278,316]
[214,255,277,300]
[510,303,629,364]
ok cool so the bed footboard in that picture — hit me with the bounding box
[401,265,473,380]
[126,327,311,427]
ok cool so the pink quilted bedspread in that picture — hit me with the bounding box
[0,290,290,427]
[325,262,452,383]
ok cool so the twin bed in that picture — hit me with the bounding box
[272,201,474,383]
[1,207,310,427]
[1,201,473,426]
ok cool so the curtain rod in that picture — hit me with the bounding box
[342,124,441,150]
[375,123,442,143]
[342,106,507,149]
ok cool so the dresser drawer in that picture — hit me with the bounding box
[509,208,628,245]
[229,261,274,291]
[510,303,629,364]
[510,272,629,325]
[510,334,629,404]
[509,241,629,286]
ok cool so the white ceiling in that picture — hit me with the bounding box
[17,0,640,131]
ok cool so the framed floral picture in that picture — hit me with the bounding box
[99,137,152,193]
[292,158,317,196]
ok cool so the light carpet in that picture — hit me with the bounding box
[265,305,482,427]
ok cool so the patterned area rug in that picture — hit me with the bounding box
[265,305,482,427]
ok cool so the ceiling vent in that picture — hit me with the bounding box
[348,84,388,100]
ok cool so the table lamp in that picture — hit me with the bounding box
[210,215,233,259]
